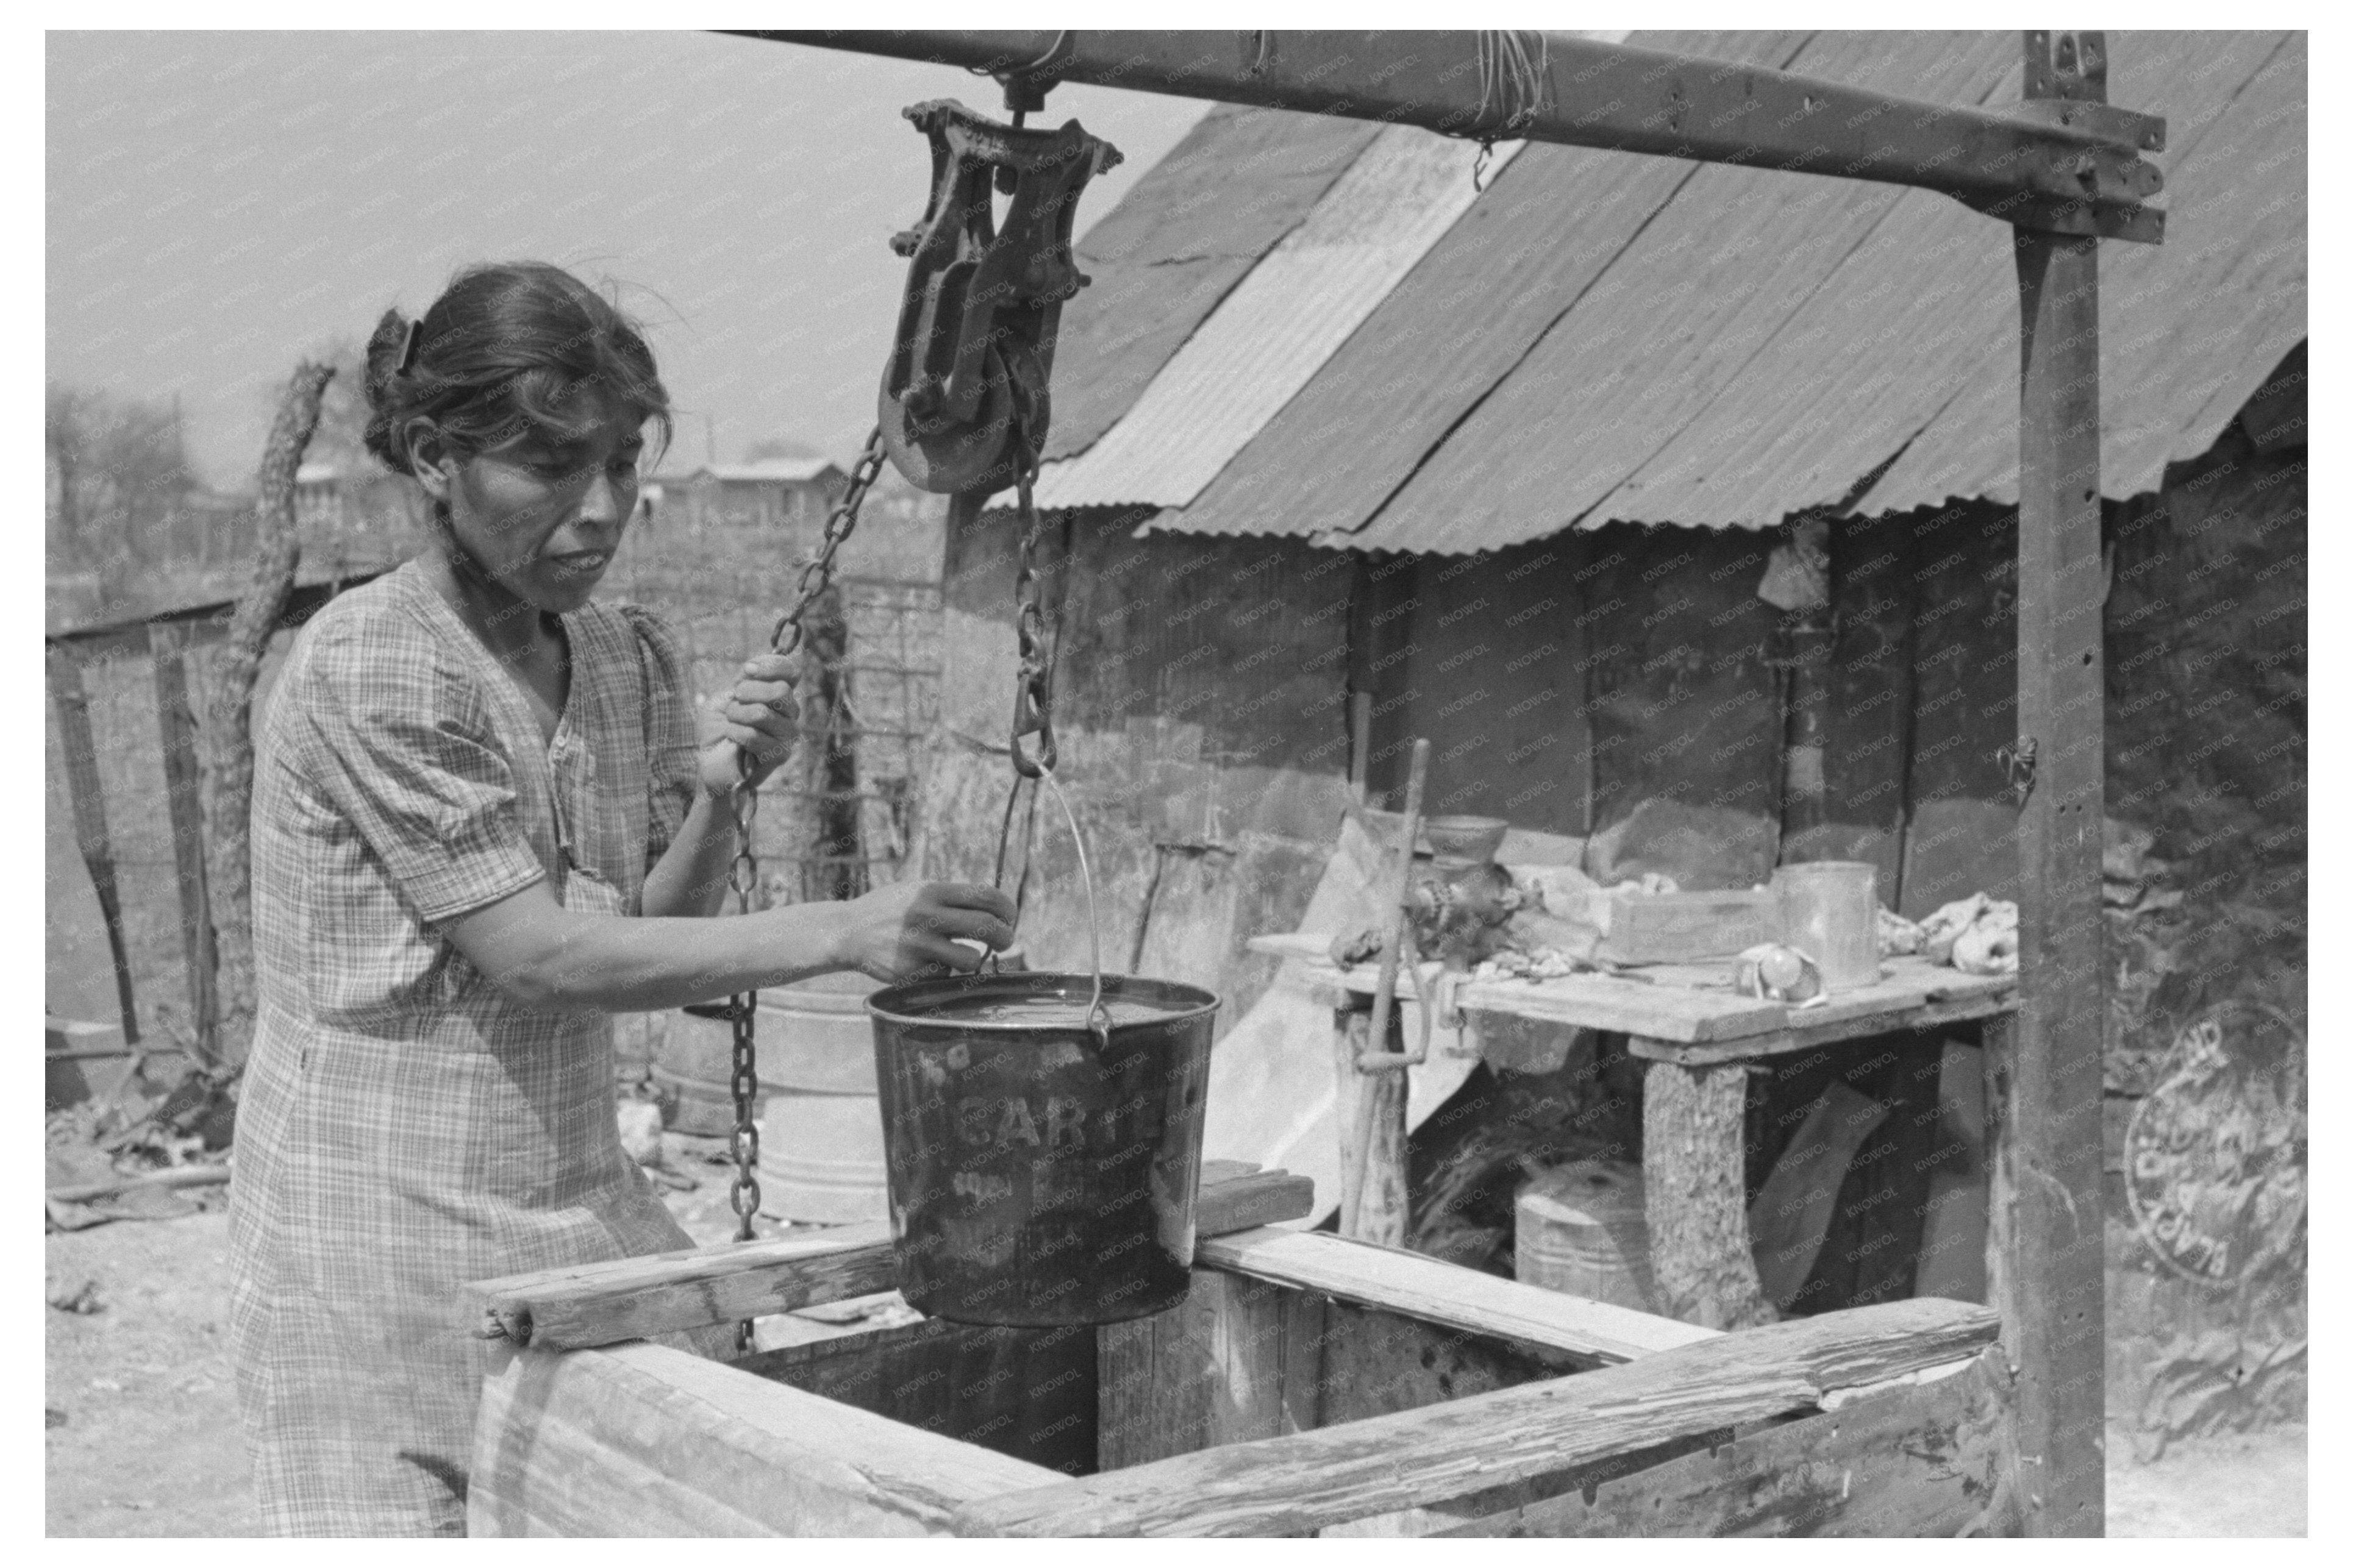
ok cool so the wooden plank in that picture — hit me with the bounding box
[1101,1265,1580,1475]
[1626,990,2015,1067]
[1196,1167,1315,1233]
[1307,1296,1569,1425]
[743,1316,1100,1478]
[1998,30,2110,1538]
[1279,948,2014,1047]
[1196,1227,1716,1367]
[467,1223,900,1350]
[468,1168,1314,1350]
[1641,1058,1777,1330]
[469,1341,1061,1536]
[952,1296,1999,1536]
[1437,1346,2010,1536]
[1098,1270,1294,1469]
[45,646,140,1044]
[148,621,218,1062]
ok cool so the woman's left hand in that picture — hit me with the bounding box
[699,653,801,796]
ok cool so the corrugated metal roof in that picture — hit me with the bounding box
[1038,30,2303,552]
[1344,31,2023,549]
[1044,104,1385,463]
[1146,29,1815,542]
[1034,127,1517,510]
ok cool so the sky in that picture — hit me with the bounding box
[46,31,1210,488]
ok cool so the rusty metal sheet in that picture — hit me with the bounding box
[1035,126,1513,510]
[1043,103,1384,463]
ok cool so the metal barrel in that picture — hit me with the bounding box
[1515,1161,1657,1313]
[655,972,880,1138]
[867,971,1219,1327]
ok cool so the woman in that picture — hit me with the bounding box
[227,261,1015,1536]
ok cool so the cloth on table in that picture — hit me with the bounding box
[228,563,730,1537]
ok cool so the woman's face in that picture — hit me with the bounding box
[423,403,644,616]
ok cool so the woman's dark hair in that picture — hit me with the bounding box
[362,262,671,476]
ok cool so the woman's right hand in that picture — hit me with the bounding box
[834,881,1018,983]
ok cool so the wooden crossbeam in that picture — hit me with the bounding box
[748,29,2166,241]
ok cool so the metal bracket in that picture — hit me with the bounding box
[1982,29,2166,244]
[1999,736,2040,810]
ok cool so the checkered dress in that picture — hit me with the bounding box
[229,561,727,1536]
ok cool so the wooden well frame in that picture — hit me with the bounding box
[466,1171,2007,1536]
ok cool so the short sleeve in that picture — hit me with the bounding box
[616,603,703,871]
[282,613,548,925]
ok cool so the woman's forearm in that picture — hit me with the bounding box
[451,881,851,1013]
[640,788,741,919]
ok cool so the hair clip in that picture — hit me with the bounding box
[396,318,423,376]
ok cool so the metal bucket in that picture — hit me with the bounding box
[866,971,1220,1327]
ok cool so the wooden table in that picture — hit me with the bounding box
[1251,937,2017,1331]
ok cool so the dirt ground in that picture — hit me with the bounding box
[46,1205,2311,1538]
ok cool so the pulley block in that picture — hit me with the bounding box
[878,99,1121,496]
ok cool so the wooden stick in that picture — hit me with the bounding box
[203,361,333,1066]
[148,621,218,1064]
[47,1164,230,1204]
[1342,736,1426,1236]
[46,646,140,1046]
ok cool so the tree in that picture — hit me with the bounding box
[46,383,90,570]
[45,379,195,597]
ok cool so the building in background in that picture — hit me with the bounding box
[651,457,848,534]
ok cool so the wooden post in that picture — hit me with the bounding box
[1991,28,2109,1540]
[46,646,140,1046]
[149,621,219,1063]
[1639,1057,1773,1330]
[203,360,332,1066]
[1334,1003,1410,1245]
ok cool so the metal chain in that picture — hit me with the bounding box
[1007,465,1056,778]
[724,427,886,1352]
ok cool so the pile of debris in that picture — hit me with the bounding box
[45,1051,237,1233]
